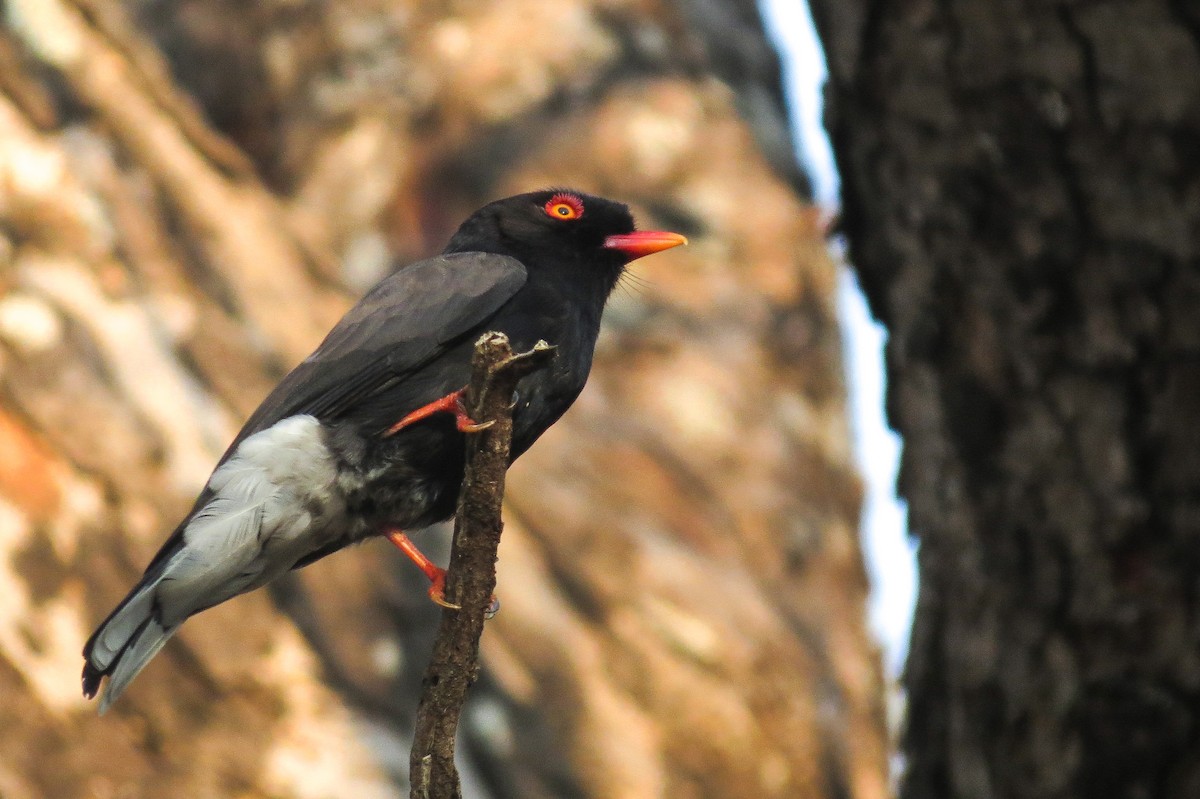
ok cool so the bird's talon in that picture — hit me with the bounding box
[430,590,462,610]
[451,395,492,433]
[484,596,500,619]
[458,418,494,433]
[428,573,462,610]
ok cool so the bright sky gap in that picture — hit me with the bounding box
[759,0,917,678]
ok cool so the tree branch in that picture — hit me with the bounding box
[409,332,556,799]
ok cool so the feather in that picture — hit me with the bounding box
[98,617,177,714]
[83,415,345,700]
[87,582,156,672]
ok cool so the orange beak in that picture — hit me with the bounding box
[603,230,688,261]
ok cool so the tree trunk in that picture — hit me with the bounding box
[812,1,1200,797]
[0,1,885,797]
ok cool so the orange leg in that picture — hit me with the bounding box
[386,530,500,616]
[387,530,460,609]
[385,388,493,437]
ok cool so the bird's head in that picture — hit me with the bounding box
[445,189,687,291]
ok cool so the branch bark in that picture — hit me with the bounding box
[409,333,556,799]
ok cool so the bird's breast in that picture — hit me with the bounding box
[508,328,597,457]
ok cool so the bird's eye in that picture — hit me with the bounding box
[545,194,584,220]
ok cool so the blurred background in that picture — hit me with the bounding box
[9,0,1195,797]
[0,0,891,797]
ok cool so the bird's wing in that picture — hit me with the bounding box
[236,251,527,442]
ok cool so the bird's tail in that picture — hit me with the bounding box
[81,571,178,714]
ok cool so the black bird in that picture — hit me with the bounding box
[81,190,686,711]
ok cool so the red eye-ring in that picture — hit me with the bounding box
[545,193,584,220]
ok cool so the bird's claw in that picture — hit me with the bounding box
[458,417,495,433]
[451,393,493,433]
[389,531,497,614]
[428,572,462,610]
[386,388,492,436]
[428,572,499,617]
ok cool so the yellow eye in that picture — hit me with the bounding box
[545,193,584,220]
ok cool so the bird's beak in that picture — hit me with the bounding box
[603,231,688,261]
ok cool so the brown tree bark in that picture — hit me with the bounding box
[812,1,1200,797]
[409,335,555,799]
[0,1,886,797]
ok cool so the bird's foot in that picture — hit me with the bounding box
[426,568,461,610]
[387,530,498,615]
[385,388,494,436]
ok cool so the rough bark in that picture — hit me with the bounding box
[410,335,555,799]
[0,1,886,797]
[812,1,1200,797]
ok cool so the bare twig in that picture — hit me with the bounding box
[409,332,556,799]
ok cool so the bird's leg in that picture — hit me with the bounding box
[384,388,494,436]
[387,530,459,609]
[386,530,500,615]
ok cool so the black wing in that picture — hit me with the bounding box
[235,251,527,444]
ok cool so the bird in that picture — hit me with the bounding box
[81,189,686,712]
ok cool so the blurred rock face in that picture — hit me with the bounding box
[0,1,884,797]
